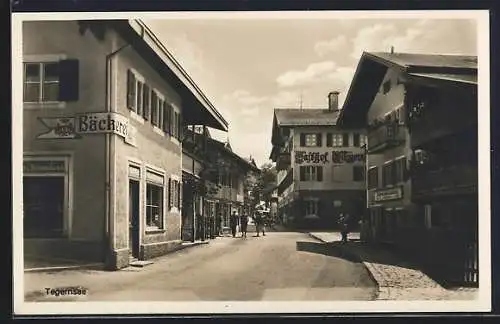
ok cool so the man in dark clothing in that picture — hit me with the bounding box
[216,213,222,236]
[338,213,350,244]
[254,212,266,237]
[230,211,238,238]
[240,213,249,238]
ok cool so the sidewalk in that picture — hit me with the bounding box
[308,232,479,301]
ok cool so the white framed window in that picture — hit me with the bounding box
[24,62,60,103]
[300,133,322,147]
[305,134,317,147]
[300,165,323,181]
[332,134,343,147]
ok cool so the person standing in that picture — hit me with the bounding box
[338,212,350,244]
[230,211,238,238]
[240,212,249,238]
[216,212,222,236]
[255,212,266,237]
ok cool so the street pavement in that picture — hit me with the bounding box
[24,231,377,302]
[308,232,479,301]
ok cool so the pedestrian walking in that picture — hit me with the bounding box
[216,212,223,236]
[254,212,266,237]
[338,212,350,244]
[240,213,249,238]
[230,211,238,238]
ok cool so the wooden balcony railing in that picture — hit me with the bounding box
[412,165,477,199]
[367,123,406,153]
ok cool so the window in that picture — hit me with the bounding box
[151,91,159,126]
[299,166,323,181]
[342,133,349,147]
[353,133,360,147]
[24,62,60,103]
[367,167,378,189]
[300,133,322,147]
[158,98,164,130]
[305,200,319,216]
[127,70,136,110]
[360,134,366,148]
[394,157,407,183]
[383,80,391,94]
[163,102,172,134]
[331,165,343,182]
[353,166,365,182]
[332,134,343,147]
[146,183,163,229]
[382,161,395,187]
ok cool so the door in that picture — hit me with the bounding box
[24,176,65,238]
[129,180,140,258]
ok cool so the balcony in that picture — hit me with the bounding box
[412,165,477,200]
[367,123,406,154]
[277,167,293,195]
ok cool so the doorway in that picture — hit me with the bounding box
[129,180,140,259]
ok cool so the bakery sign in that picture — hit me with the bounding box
[295,150,365,164]
[373,187,403,202]
[37,112,136,146]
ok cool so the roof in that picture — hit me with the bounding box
[367,52,477,71]
[338,51,478,128]
[274,108,340,126]
[206,137,260,173]
[109,20,228,131]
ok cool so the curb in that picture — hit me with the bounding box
[24,263,105,273]
[307,232,384,300]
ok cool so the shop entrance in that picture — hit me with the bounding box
[128,180,140,259]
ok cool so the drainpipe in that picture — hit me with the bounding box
[104,38,130,269]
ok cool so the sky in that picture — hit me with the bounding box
[145,16,477,167]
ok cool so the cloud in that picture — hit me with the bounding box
[314,35,348,57]
[350,19,477,59]
[276,61,338,88]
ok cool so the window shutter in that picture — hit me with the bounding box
[300,166,306,181]
[178,182,182,209]
[178,113,183,141]
[126,70,134,109]
[168,178,173,210]
[58,59,79,101]
[316,133,322,147]
[353,133,360,147]
[402,157,408,181]
[317,166,323,181]
[343,133,349,147]
[162,101,169,133]
[326,133,332,147]
[300,134,305,146]
[143,84,150,120]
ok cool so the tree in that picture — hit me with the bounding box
[245,162,277,210]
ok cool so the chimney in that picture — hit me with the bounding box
[328,91,340,111]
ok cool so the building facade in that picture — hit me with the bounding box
[22,20,227,270]
[337,51,478,285]
[270,92,366,230]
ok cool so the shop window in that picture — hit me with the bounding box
[300,133,322,147]
[305,200,319,216]
[24,60,79,104]
[146,182,163,230]
[300,166,323,181]
[367,166,378,189]
[23,176,66,238]
[353,166,365,182]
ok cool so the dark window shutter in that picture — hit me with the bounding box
[162,101,169,133]
[151,92,158,126]
[353,133,360,147]
[58,59,79,102]
[300,134,305,147]
[402,157,408,181]
[317,166,323,181]
[326,133,332,147]
[178,113,183,141]
[300,166,306,181]
[343,133,349,147]
[143,84,150,120]
[168,178,172,210]
[316,133,322,147]
[178,182,182,209]
[126,70,134,109]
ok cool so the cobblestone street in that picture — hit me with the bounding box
[308,232,479,300]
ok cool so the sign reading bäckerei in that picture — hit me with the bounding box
[37,112,136,145]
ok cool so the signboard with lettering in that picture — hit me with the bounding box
[23,160,66,173]
[373,187,403,202]
[37,112,136,146]
[295,150,365,164]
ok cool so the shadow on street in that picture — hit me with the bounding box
[295,241,362,263]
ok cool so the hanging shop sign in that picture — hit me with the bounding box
[37,112,137,146]
[295,150,365,164]
[373,186,403,202]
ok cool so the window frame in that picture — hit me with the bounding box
[367,166,378,189]
[145,181,164,231]
[304,199,319,216]
[353,165,365,182]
